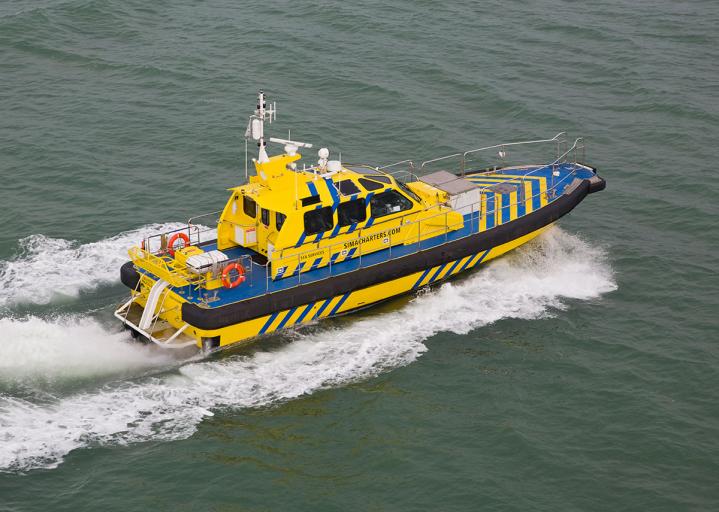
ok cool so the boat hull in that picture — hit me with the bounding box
[119,175,598,350]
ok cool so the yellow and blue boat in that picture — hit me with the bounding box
[115,91,605,351]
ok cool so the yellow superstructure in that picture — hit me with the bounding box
[217,151,463,280]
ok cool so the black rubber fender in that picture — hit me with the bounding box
[180,180,591,330]
[120,261,140,290]
[588,175,606,194]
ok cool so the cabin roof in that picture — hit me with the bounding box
[229,162,398,214]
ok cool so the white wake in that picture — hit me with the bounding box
[0,315,178,385]
[0,222,194,307]
[0,227,616,473]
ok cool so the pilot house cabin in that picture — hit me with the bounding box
[217,150,464,281]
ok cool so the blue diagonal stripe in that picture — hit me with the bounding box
[412,268,431,289]
[474,249,491,267]
[295,232,306,248]
[428,263,447,284]
[304,257,322,271]
[363,191,375,227]
[295,302,315,325]
[324,178,340,210]
[443,258,462,278]
[329,223,342,239]
[459,253,478,273]
[276,307,297,330]
[312,298,332,320]
[328,293,350,316]
[307,181,319,197]
[259,312,279,335]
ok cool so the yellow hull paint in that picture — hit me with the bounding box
[161,223,552,349]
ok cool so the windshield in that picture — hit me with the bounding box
[397,180,421,203]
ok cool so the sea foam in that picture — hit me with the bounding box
[0,226,616,473]
[0,223,212,307]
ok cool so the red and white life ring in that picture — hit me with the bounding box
[167,232,190,257]
[222,262,246,289]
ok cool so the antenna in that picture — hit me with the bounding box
[245,90,277,164]
[242,91,316,171]
[268,137,313,149]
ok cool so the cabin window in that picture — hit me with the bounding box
[397,181,421,203]
[301,195,321,207]
[276,212,286,231]
[369,189,413,218]
[261,208,270,227]
[336,180,361,196]
[369,175,392,184]
[359,178,385,191]
[243,196,257,218]
[338,198,367,227]
[304,206,334,235]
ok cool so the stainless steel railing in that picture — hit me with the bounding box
[260,138,588,294]
[417,132,569,176]
[135,135,589,297]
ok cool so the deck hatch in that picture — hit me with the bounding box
[488,183,519,195]
[420,171,478,195]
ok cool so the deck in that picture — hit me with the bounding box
[148,163,595,308]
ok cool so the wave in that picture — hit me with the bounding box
[0,227,616,473]
[0,223,209,307]
[0,315,180,387]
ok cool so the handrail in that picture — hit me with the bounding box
[470,137,583,199]
[221,219,256,230]
[412,132,566,176]
[462,132,565,162]
[134,134,589,298]
[279,137,586,269]
[342,161,420,183]
[420,152,463,171]
[377,159,415,171]
[130,242,254,292]
[129,246,194,287]
[388,169,420,183]
[188,210,223,226]
[252,158,586,296]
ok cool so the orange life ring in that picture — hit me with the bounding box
[222,262,246,289]
[167,232,190,257]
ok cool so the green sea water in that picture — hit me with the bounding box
[1,0,718,510]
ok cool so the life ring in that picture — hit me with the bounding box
[222,262,246,288]
[167,232,190,257]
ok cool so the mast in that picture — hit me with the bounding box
[256,90,269,163]
[245,90,276,165]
